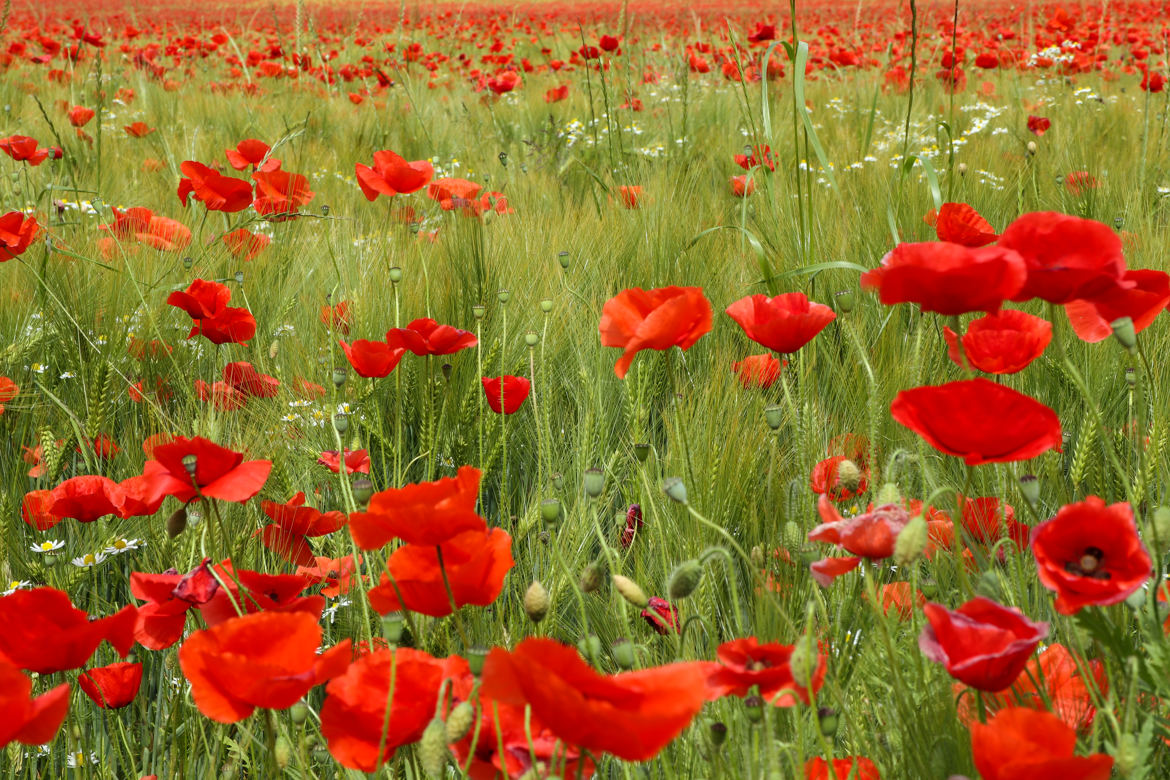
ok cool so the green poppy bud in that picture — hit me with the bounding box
[668,560,704,600]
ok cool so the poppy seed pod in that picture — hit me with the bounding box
[181,454,198,476]
[418,717,448,779]
[540,298,553,313]
[668,560,704,600]
[558,250,570,269]
[290,702,309,725]
[540,498,562,526]
[331,366,347,388]
[817,707,839,738]
[445,701,475,743]
[583,468,605,498]
[834,289,856,313]
[524,581,550,623]
[352,478,374,508]
[233,270,244,286]
[1110,316,1137,350]
[662,477,688,504]
[709,721,728,748]
[576,633,602,664]
[467,646,488,677]
[332,413,348,434]
[744,695,764,724]
[612,574,649,608]
[497,288,511,304]
[471,304,485,320]
[611,638,635,669]
[166,506,188,538]
[524,331,539,347]
[764,405,784,430]
[388,266,403,284]
[894,514,928,566]
[634,442,651,462]
[381,611,405,644]
[1019,474,1040,509]
[1125,367,1136,387]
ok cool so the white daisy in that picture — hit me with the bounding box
[3,580,32,596]
[66,751,98,767]
[104,538,144,556]
[30,540,65,553]
[72,551,108,568]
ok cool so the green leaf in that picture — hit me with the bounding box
[792,41,839,193]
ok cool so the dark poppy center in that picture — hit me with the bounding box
[1064,546,1111,580]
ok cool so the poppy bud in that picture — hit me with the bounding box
[332,366,347,388]
[524,581,550,623]
[611,638,635,669]
[782,521,803,550]
[540,298,553,313]
[662,477,688,504]
[744,695,764,724]
[920,578,939,599]
[550,472,564,490]
[583,467,605,498]
[709,721,728,748]
[817,707,839,738]
[834,289,856,313]
[789,635,816,689]
[668,560,704,600]
[1114,216,1124,229]
[166,506,188,538]
[321,204,330,216]
[332,413,348,433]
[418,717,449,779]
[467,646,488,676]
[181,454,198,476]
[497,288,511,304]
[352,478,374,508]
[233,270,244,287]
[498,151,508,166]
[1027,141,1037,155]
[577,633,602,664]
[764,405,784,430]
[558,250,570,269]
[274,736,292,769]
[1125,367,1136,387]
[445,701,475,743]
[187,504,203,527]
[894,514,928,566]
[634,442,651,462]
[524,331,539,347]
[1115,733,1139,777]
[268,340,280,359]
[441,363,452,381]
[1019,474,1040,509]
[388,266,403,284]
[540,498,562,526]
[835,459,862,493]
[382,611,405,644]
[612,574,649,608]
[183,256,194,269]
[875,482,902,506]
[472,304,486,320]
[958,162,968,176]
[579,562,602,593]
[290,702,309,725]
[1111,316,1137,351]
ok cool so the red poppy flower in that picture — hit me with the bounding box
[545,84,570,102]
[130,560,220,650]
[124,122,155,138]
[0,588,137,674]
[168,279,255,345]
[385,318,478,356]
[959,496,1029,550]
[167,278,231,319]
[177,161,254,212]
[1027,115,1051,136]
[179,611,351,723]
[809,494,910,560]
[730,174,756,197]
[998,212,1125,304]
[1065,269,1170,343]
[317,449,370,475]
[320,647,455,771]
[943,309,1052,374]
[620,504,645,548]
[890,379,1062,465]
[257,492,347,566]
[320,301,350,333]
[79,662,143,709]
[860,242,1027,315]
[924,202,998,247]
[351,466,484,548]
[427,177,482,208]
[136,435,271,504]
[486,70,520,94]
[617,185,642,208]
[226,139,277,171]
[221,362,278,398]
[338,337,404,377]
[1064,171,1101,196]
[297,555,362,598]
[194,560,322,627]
[918,596,1048,691]
[707,637,826,706]
[481,637,711,762]
[641,596,680,634]
[67,105,95,127]
[47,475,125,522]
[293,377,326,399]
[0,659,70,748]
[99,207,192,252]
[1030,496,1151,615]
[22,490,62,531]
[735,144,775,170]
[732,353,785,388]
[726,292,835,353]
[0,212,41,260]
[970,707,1113,780]
[252,169,314,219]
[955,643,1105,733]
[809,556,863,587]
[599,286,713,378]
[875,582,925,620]
[0,135,50,166]
[482,375,531,414]
[222,228,270,261]
[810,455,869,502]
[196,380,246,411]
[355,150,434,201]
[804,756,881,780]
[367,527,513,617]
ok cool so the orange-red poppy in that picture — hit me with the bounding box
[350,466,485,548]
[0,658,70,748]
[355,150,433,200]
[599,286,712,378]
[970,707,1113,780]
[0,212,41,260]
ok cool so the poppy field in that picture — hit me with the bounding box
[4,0,1170,776]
